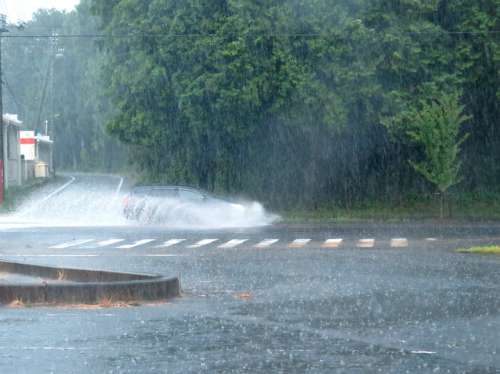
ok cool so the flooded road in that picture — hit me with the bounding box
[0,174,500,373]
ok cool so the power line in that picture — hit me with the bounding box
[1,30,500,39]
[3,77,24,112]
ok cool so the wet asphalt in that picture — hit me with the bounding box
[0,175,499,373]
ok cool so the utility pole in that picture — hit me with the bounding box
[0,13,7,205]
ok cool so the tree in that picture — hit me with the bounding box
[406,92,470,218]
[88,0,498,210]
[2,3,127,172]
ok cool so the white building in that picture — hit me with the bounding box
[19,130,54,179]
[2,114,22,188]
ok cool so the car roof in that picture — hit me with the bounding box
[131,185,205,193]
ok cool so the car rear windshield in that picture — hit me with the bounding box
[132,188,179,198]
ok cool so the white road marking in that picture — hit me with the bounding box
[390,238,408,248]
[2,254,188,258]
[117,239,155,249]
[410,350,436,355]
[5,254,100,258]
[143,254,190,257]
[288,239,311,248]
[218,239,248,248]
[426,238,438,241]
[187,239,218,248]
[322,239,343,248]
[357,239,375,248]
[115,177,124,196]
[40,176,76,203]
[50,239,94,249]
[254,239,279,248]
[95,239,125,247]
[13,177,77,220]
[155,239,186,248]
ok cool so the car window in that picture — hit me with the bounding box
[178,189,205,201]
[133,188,178,198]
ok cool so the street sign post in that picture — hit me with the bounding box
[0,14,8,205]
[0,160,3,204]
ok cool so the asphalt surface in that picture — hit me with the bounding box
[0,174,500,373]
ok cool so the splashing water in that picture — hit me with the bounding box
[3,176,128,228]
[0,176,278,229]
[125,196,278,229]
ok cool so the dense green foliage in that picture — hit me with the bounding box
[406,92,470,194]
[2,0,126,171]
[5,1,500,210]
[87,0,499,209]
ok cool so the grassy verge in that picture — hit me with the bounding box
[281,193,500,223]
[456,246,500,254]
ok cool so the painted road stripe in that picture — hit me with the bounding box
[2,254,189,258]
[322,239,343,248]
[39,176,76,204]
[187,239,218,248]
[156,239,186,248]
[117,239,155,249]
[411,350,436,355]
[50,239,94,249]
[357,239,375,248]
[218,239,248,249]
[95,239,125,247]
[143,254,190,257]
[426,238,438,241]
[288,239,311,248]
[5,254,100,258]
[115,177,124,196]
[1,253,190,257]
[254,239,279,248]
[390,238,408,248]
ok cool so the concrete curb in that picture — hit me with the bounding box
[0,260,180,306]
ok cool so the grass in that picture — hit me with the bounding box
[456,246,500,254]
[281,192,500,223]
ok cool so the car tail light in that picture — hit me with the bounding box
[123,195,130,207]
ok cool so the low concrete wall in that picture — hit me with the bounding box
[0,261,150,282]
[0,260,180,305]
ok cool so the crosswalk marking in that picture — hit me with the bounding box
[322,239,343,248]
[156,239,186,248]
[117,239,156,249]
[95,239,125,247]
[218,239,248,248]
[3,254,189,258]
[7,254,100,257]
[254,239,279,248]
[47,237,427,251]
[288,239,311,248]
[50,239,94,249]
[390,238,408,248]
[143,254,190,257]
[357,239,375,248]
[187,239,218,248]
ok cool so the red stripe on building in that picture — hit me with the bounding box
[20,138,36,144]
